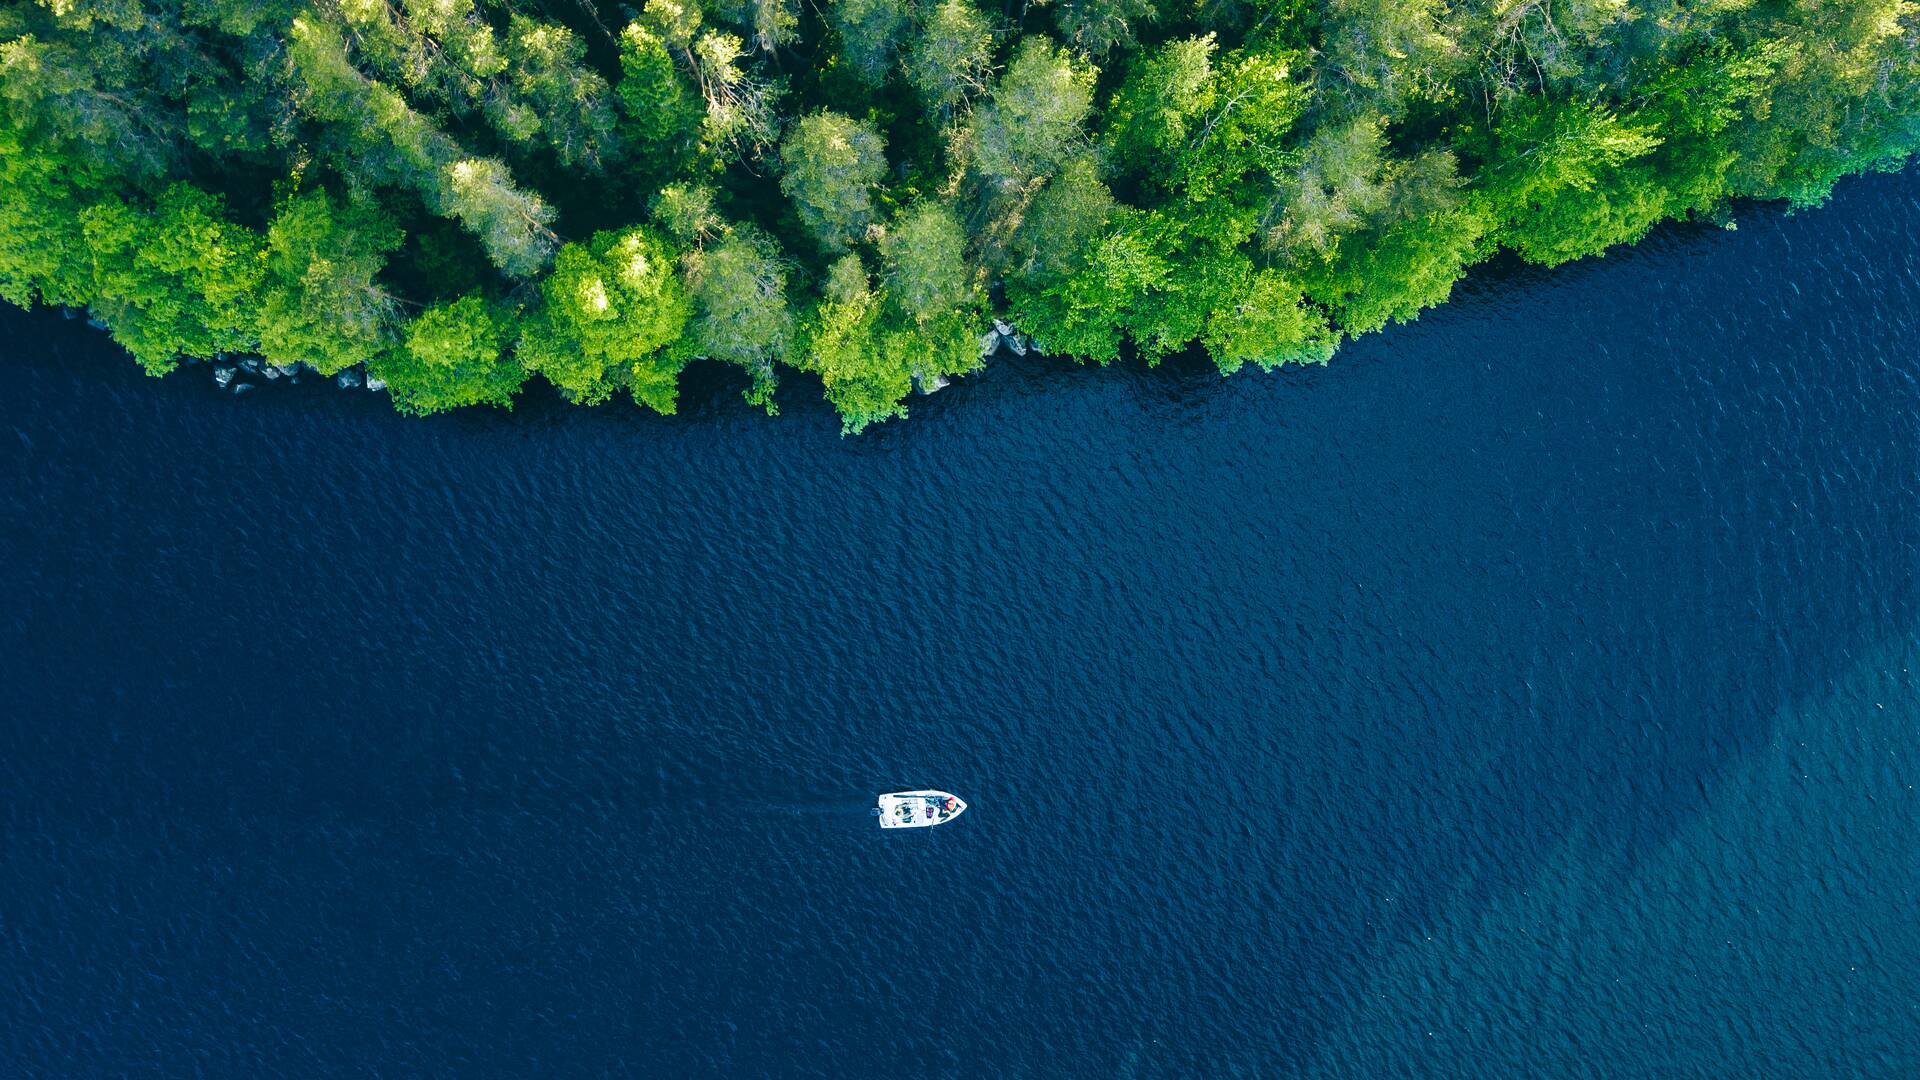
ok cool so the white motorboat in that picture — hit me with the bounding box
[877,790,967,828]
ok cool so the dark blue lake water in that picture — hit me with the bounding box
[5,170,1920,1078]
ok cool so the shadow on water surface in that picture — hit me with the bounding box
[1308,632,1920,1078]
[1,171,1918,1078]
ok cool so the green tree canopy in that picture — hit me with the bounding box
[379,295,525,414]
[80,185,263,373]
[905,0,995,123]
[257,189,403,376]
[779,112,889,253]
[829,0,912,85]
[517,225,691,410]
[879,200,976,325]
[966,37,1097,189]
[682,225,795,407]
[0,0,1916,426]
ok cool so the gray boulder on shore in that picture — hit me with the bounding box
[365,376,388,392]
[335,369,362,389]
[231,381,255,395]
[213,366,236,389]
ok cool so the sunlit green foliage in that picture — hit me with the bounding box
[780,112,888,253]
[965,37,1096,189]
[686,28,785,165]
[828,0,911,86]
[1299,197,1491,334]
[905,0,995,123]
[0,116,100,309]
[80,185,263,373]
[0,0,1916,429]
[713,0,799,53]
[500,16,619,171]
[682,225,794,408]
[1053,0,1157,58]
[379,295,525,415]
[1204,268,1337,374]
[794,253,895,431]
[880,200,976,325]
[1164,48,1310,210]
[257,189,402,376]
[1319,0,1460,116]
[517,225,690,409]
[286,15,558,278]
[1007,155,1117,284]
[1480,98,1666,265]
[1102,35,1215,184]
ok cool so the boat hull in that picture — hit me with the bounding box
[877,790,966,828]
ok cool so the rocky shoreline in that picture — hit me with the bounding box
[62,304,1035,404]
[201,354,388,397]
[63,304,391,400]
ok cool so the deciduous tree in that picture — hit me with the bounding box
[682,225,795,407]
[905,0,995,124]
[256,189,404,375]
[779,112,888,253]
[517,225,691,409]
[966,37,1096,189]
[378,295,525,414]
[80,185,263,373]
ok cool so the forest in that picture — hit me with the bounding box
[1,0,1916,430]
